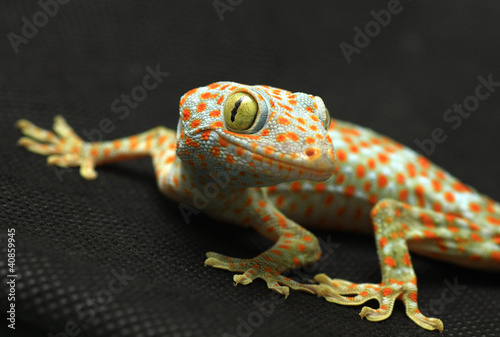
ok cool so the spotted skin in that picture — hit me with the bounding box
[16,82,500,332]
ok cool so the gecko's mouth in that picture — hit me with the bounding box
[215,129,336,181]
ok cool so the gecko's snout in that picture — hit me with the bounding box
[298,145,337,181]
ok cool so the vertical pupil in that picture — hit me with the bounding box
[230,97,244,122]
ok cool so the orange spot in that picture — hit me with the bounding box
[261,129,270,136]
[367,158,376,169]
[363,181,371,192]
[378,174,388,189]
[218,137,229,147]
[337,150,347,162]
[286,132,299,141]
[403,253,412,266]
[469,202,481,213]
[384,257,396,268]
[379,237,388,248]
[356,164,366,178]
[217,95,225,105]
[417,156,431,169]
[471,233,483,242]
[277,116,290,125]
[276,134,287,142]
[396,173,405,184]
[291,181,302,192]
[378,153,389,163]
[335,174,345,184]
[201,130,211,141]
[406,163,416,177]
[182,108,191,121]
[190,119,201,128]
[90,148,98,157]
[415,185,425,207]
[197,102,206,113]
[306,137,316,144]
[263,146,275,155]
[210,146,220,157]
[423,230,438,239]
[444,192,455,203]
[487,216,500,225]
[210,121,223,129]
[435,170,446,180]
[344,185,355,198]
[382,288,393,296]
[433,202,442,212]
[453,182,471,192]
[313,183,325,193]
[129,136,138,150]
[420,213,435,228]
[368,194,378,205]
[201,92,218,99]
[303,236,312,242]
[432,180,442,192]
[278,102,293,112]
[235,148,246,157]
[209,110,221,117]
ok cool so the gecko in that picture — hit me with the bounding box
[16,81,500,332]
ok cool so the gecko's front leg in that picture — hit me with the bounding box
[16,116,176,179]
[313,198,500,332]
[205,188,322,296]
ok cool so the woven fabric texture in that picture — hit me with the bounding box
[1,1,500,336]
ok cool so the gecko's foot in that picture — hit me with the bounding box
[314,274,444,332]
[205,252,316,297]
[16,116,97,179]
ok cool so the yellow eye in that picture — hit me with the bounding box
[223,92,258,131]
[323,108,331,130]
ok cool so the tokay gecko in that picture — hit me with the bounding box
[16,82,500,332]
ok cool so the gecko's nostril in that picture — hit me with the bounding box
[305,148,320,159]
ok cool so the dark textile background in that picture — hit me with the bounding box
[1,1,500,336]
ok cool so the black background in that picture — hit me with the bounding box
[1,1,500,336]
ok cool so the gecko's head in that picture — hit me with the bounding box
[176,81,336,187]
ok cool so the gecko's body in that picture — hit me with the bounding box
[17,82,500,332]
